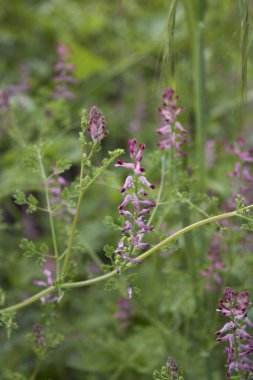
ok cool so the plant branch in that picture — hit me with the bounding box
[61,145,86,276]
[1,205,253,314]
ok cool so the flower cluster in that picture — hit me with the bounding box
[48,166,75,220]
[0,76,28,129]
[216,287,253,378]
[53,43,77,100]
[33,324,47,348]
[156,88,187,156]
[228,137,253,207]
[33,268,60,303]
[113,298,133,329]
[153,356,183,380]
[200,235,224,291]
[115,139,156,265]
[87,106,108,143]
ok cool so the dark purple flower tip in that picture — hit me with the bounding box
[139,189,147,196]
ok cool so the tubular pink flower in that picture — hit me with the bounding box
[121,176,134,193]
[118,194,132,211]
[139,200,156,207]
[139,176,156,189]
[128,138,137,158]
[115,160,135,170]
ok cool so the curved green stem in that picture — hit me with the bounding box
[1,206,253,314]
[1,286,55,313]
[37,150,60,280]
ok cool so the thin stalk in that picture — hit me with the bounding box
[62,144,95,275]
[183,0,207,189]
[193,20,206,189]
[37,150,60,280]
[61,147,85,275]
[137,210,240,263]
[1,206,253,314]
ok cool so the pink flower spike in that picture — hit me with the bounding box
[115,138,156,264]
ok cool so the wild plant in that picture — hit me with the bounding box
[1,54,253,378]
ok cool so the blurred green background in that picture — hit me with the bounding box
[1,1,253,379]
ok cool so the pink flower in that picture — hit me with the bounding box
[52,43,77,100]
[156,88,187,156]
[216,288,253,378]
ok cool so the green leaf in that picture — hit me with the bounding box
[19,238,36,257]
[105,278,118,292]
[13,190,27,205]
[27,194,39,213]
[103,244,115,260]
[19,238,47,264]
[103,215,121,231]
[0,311,18,339]
[55,158,72,173]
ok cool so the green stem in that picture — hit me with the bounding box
[37,150,60,280]
[137,209,240,263]
[193,20,206,189]
[61,147,85,276]
[30,359,42,380]
[1,206,253,314]
[62,145,96,276]
[183,0,207,189]
[1,286,55,313]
